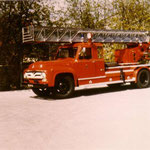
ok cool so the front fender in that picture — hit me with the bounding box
[48,67,77,87]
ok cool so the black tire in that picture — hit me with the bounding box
[136,69,150,88]
[32,88,52,97]
[54,76,74,99]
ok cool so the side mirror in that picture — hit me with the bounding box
[82,47,86,53]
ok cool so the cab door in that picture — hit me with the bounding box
[94,58,105,76]
[75,47,95,84]
[94,45,105,76]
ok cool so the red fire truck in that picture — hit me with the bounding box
[22,26,150,98]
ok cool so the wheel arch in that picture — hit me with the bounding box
[54,72,77,86]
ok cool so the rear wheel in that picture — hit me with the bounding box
[32,88,52,97]
[136,69,150,88]
[54,76,74,99]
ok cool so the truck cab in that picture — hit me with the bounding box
[23,41,106,98]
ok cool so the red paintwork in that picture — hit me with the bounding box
[115,43,150,63]
[23,41,150,88]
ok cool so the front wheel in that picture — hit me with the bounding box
[136,69,150,88]
[54,76,74,99]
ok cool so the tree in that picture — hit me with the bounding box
[0,1,53,89]
[104,0,150,62]
[56,0,111,29]
[110,0,150,30]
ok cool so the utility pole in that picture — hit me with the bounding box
[19,1,23,89]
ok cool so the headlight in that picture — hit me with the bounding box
[41,72,46,78]
[24,73,27,79]
[41,72,47,82]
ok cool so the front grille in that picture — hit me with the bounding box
[24,71,46,80]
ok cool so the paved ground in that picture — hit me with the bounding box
[0,85,150,150]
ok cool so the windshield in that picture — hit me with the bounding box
[56,47,77,59]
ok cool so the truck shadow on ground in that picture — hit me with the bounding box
[31,84,139,100]
[73,85,136,98]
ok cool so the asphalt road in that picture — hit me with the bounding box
[0,85,150,150]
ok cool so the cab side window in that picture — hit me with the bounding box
[79,47,92,59]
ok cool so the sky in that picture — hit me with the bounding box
[44,0,113,10]
[43,0,66,10]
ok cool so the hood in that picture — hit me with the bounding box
[27,58,74,70]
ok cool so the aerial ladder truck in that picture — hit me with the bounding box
[22,25,150,98]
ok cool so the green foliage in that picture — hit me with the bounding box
[110,0,150,30]
[56,0,150,31]
[0,1,53,88]
[58,0,107,29]
[103,43,126,62]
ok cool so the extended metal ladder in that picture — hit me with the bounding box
[22,25,150,43]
